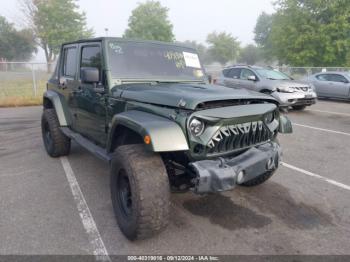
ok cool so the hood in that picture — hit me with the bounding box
[113,83,277,110]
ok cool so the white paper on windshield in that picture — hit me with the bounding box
[183,52,201,68]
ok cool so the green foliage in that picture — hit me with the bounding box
[254,12,275,62]
[254,12,273,47]
[0,16,37,61]
[206,31,240,65]
[237,44,262,65]
[23,0,93,63]
[124,1,174,42]
[256,0,350,66]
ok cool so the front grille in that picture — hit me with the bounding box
[195,99,276,110]
[206,121,272,155]
[293,86,309,92]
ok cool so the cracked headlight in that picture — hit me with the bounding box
[189,118,205,136]
[277,86,294,93]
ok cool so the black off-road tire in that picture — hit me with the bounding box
[41,108,71,157]
[292,105,307,111]
[110,144,170,241]
[240,170,276,187]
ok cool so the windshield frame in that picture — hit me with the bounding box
[103,38,206,83]
[255,68,292,80]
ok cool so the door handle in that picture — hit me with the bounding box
[59,82,67,89]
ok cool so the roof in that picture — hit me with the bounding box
[62,37,194,49]
[313,71,349,75]
[224,65,264,70]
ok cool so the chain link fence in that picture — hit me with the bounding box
[0,62,54,106]
[0,61,349,106]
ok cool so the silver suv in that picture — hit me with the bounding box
[216,65,317,110]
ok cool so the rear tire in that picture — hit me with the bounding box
[292,105,306,110]
[110,144,170,240]
[41,108,71,157]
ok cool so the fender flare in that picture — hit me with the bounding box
[43,90,72,126]
[107,110,189,152]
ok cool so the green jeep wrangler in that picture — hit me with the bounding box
[41,37,292,240]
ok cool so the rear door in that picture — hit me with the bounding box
[312,74,329,96]
[59,44,79,129]
[223,68,241,88]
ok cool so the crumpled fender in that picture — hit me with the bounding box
[107,110,189,152]
[43,90,72,126]
[279,115,293,133]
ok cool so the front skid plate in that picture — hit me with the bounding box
[190,142,281,193]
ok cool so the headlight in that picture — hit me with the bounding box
[309,83,316,91]
[264,111,274,124]
[277,86,294,93]
[189,118,205,136]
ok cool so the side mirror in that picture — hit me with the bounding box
[279,115,293,134]
[248,75,257,81]
[81,67,99,83]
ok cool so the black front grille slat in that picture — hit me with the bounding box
[206,121,271,155]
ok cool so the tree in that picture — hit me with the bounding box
[0,16,37,61]
[206,31,240,65]
[22,0,93,66]
[254,12,274,48]
[254,12,275,62]
[260,0,350,66]
[237,44,262,65]
[124,1,174,42]
[182,40,212,65]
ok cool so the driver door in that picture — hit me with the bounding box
[238,68,258,91]
[73,43,108,146]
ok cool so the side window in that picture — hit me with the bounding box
[222,68,230,77]
[316,74,328,81]
[227,68,241,79]
[240,69,255,80]
[81,46,101,72]
[329,74,348,83]
[51,56,59,80]
[62,47,77,77]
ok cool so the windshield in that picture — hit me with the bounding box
[256,69,291,80]
[106,40,205,81]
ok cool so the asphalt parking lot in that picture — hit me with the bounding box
[1,99,350,257]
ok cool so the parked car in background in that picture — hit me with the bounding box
[305,72,350,100]
[216,65,317,110]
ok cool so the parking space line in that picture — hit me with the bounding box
[305,109,350,117]
[60,157,111,261]
[281,162,350,191]
[293,123,350,136]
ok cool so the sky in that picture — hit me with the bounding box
[0,0,275,62]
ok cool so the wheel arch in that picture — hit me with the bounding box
[107,110,189,153]
[43,90,72,126]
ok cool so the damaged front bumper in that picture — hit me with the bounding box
[190,141,281,194]
[272,90,317,107]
